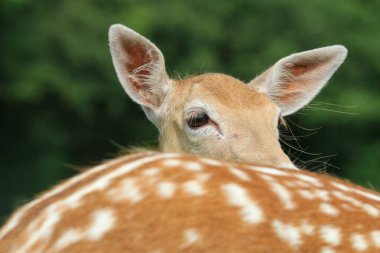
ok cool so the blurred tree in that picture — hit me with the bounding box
[1,0,379,223]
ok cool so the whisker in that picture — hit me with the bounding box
[311,101,357,108]
[280,132,317,140]
[280,139,322,156]
[302,154,338,165]
[285,117,322,131]
[285,121,304,151]
[305,106,359,115]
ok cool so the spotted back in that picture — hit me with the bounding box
[0,152,379,253]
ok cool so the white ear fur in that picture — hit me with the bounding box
[248,45,347,116]
[109,24,170,126]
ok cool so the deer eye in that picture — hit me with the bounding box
[186,111,210,129]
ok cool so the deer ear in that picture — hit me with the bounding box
[248,45,347,116]
[109,24,170,125]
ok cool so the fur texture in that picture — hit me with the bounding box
[1,152,379,252]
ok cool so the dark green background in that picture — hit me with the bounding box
[1,0,380,223]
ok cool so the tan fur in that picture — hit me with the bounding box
[1,152,379,252]
[159,73,291,167]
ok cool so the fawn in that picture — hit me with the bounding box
[2,25,377,253]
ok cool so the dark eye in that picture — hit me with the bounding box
[186,111,210,129]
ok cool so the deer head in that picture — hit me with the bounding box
[109,24,347,168]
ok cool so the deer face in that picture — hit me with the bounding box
[109,24,347,168]
[159,74,289,167]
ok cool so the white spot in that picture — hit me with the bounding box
[319,225,341,246]
[54,209,115,251]
[200,158,222,166]
[351,233,368,251]
[298,190,315,200]
[300,220,315,235]
[118,178,143,203]
[21,205,62,252]
[54,229,81,250]
[39,205,62,239]
[222,183,264,224]
[268,182,295,210]
[371,230,380,248]
[143,168,160,177]
[184,162,203,171]
[247,166,289,176]
[332,182,380,202]
[161,159,182,167]
[181,228,200,248]
[67,178,111,208]
[294,174,323,187]
[260,175,275,181]
[319,203,340,216]
[332,191,362,206]
[333,192,378,217]
[280,163,299,170]
[331,182,349,191]
[66,194,83,208]
[183,180,205,196]
[228,167,251,181]
[87,208,116,240]
[315,190,330,201]
[272,220,302,248]
[362,204,379,217]
[295,180,312,188]
[321,247,335,253]
[158,182,176,199]
[352,188,380,202]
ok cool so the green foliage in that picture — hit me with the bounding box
[1,0,379,223]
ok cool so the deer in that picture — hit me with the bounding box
[3,24,378,253]
[108,24,348,170]
[0,151,379,252]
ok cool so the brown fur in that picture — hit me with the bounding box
[1,152,379,252]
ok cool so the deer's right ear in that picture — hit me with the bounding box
[109,24,170,126]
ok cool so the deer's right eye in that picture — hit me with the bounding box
[186,111,210,129]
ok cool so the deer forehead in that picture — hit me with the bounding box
[172,73,279,117]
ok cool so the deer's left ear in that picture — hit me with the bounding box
[248,45,347,116]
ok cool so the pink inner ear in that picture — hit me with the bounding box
[285,62,318,76]
[120,37,158,92]
[291,65,308,75]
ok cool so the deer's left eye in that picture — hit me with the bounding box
[186,111,209,129]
